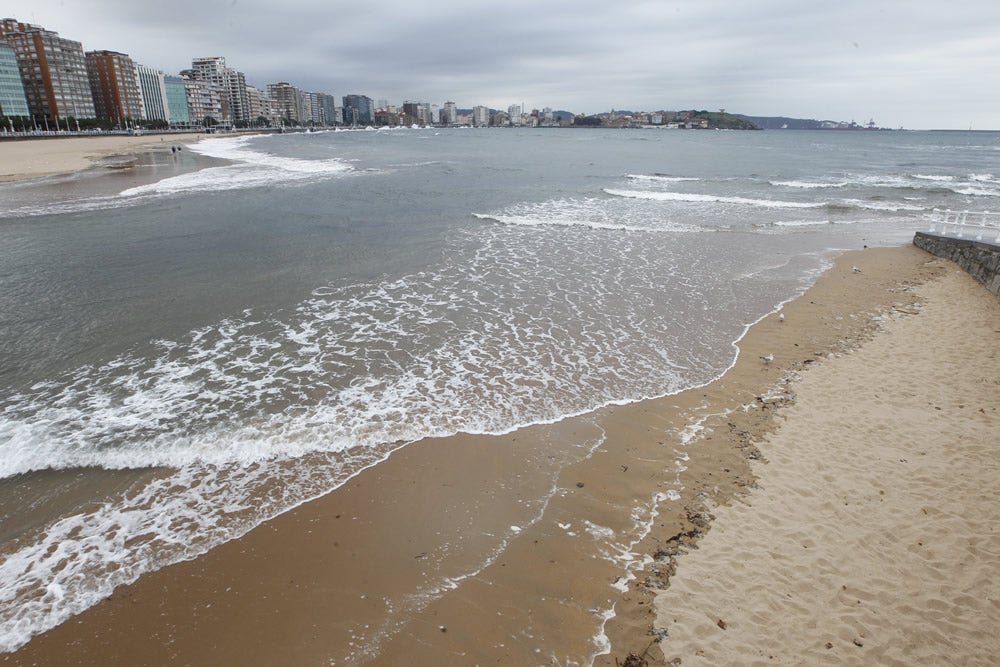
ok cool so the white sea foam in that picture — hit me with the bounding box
[121,136,352,197]
[847,173,933,190]
[769,219,857,227]
[969,173,998,183]
[770,179,847,189]
[840,199,927,212]
[850,172,1000,198]
[583,488,674,665]
[473,196,703,232]
[0,135,355,219]
[949,186,1000,197]
[0,443,404,654]
[604,188,825,209]
[625,174,701,183]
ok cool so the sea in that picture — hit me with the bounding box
[1,127,998,655]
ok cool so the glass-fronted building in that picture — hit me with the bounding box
[0,42,29,118]
[342,94,374,125]
[164,75,190,126]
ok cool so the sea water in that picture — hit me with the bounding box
[1,127,997,652]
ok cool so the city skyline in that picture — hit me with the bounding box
[5,1,1000,130]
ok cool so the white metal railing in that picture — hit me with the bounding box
[928,209,1000,243]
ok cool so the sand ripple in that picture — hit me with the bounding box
[655,266,1000,665]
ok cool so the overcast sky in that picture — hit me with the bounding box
[7,0,999,129]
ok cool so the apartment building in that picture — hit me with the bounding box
[0,18,95,122]
[472,105,490,127]
[314,92,338,125]
[85,50,144,122]
[507,104,522,126]
[191,56,249,124]
[135,64,169,121]
[267,82,304,125]
[181,72,224,126]
[246,85,276,125]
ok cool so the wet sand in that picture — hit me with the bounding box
[0,134,208,182]
[9,243,992,665]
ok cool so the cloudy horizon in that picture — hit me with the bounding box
[7,1,999,130]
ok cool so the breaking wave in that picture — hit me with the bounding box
[604,189,826,209]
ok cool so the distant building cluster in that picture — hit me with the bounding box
[0,17,579,132]
[0,17,758,134]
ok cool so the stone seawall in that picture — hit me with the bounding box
[913,232,1000,295]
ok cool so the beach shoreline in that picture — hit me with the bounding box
[9,241,993,665]
[0,133,215,182]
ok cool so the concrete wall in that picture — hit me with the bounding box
[913,232,1000,295]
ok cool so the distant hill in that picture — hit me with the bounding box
[736,115,820,129]
[693,111,760,130]
[737,115,848,130]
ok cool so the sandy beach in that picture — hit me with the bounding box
[7,235,996,665]
[653,259,999,665]
[0,133,209,182]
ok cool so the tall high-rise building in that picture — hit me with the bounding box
[0,42,29,118]
[302,91,319,125]
[181,72,224,126]
[402,101,432,125]
[472,105,489,127]
[302,91,338,126]
[507,104,522,126]
[0,18,95,122]
[245,85,274,125]
[163,75,190,126]
[85,50,144,122]
[134,64,169,121]
[342,94,374,125]
[190,57,249,124]
[267,82,304,125]
[443,101,457,126]
[402,101,422,125]
[315,93,337,126]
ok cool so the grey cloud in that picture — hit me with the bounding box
[12,0,1000,128]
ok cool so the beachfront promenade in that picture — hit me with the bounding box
[0,128,206,140]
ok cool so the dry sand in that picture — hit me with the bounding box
[6,244,997,666]
[0,133,207,182]
[654,264,999,665]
